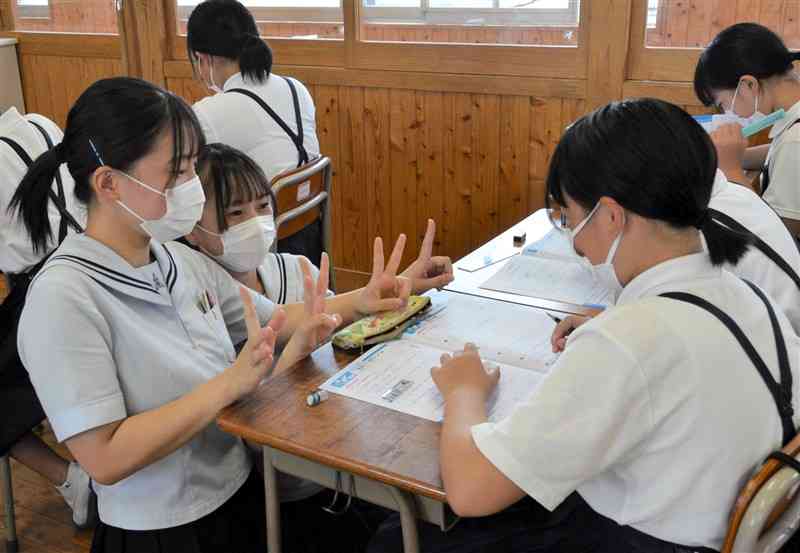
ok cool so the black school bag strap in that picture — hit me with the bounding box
[227,77,309,167]
[0,131,82,242]
[660,281,796,446]
[708,208,800,290]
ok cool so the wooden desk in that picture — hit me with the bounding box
[445,209,592,317]
[218,212,588,553]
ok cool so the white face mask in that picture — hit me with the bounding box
[116,173,206,244]
[567,203,625,302]
[198,215,276,272]
[725,78,767,127]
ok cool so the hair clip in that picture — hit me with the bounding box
[88,138,105,165]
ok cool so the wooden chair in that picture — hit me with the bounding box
[1,454,18,552]
[269,156,335,291]
[721,434,800,553]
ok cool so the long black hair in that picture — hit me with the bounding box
[187,0,273,84]
[545,98,751,266]
[196,142,276,233]
[695,22,800,107]
[9,77,205,253]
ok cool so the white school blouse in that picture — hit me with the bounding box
[18,235,275,530]
[761,100,800,220]
[0,107,86,274]
[193,72,320,182]
[710,170,800,333]
[472,253,800,550]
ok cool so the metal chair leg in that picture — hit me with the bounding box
[1,455,18,553]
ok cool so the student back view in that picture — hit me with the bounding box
[187,0,323,265]
[709,169,800,333]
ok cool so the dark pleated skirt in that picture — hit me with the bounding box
[91,469,384,553]
[0,361,45,456]
[278,218,324,268]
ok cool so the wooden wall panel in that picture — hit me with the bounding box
[163,77,580,276]
[19,54,124,127]
[646,0,800,48]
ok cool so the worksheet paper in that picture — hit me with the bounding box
[479,229,613,307]
[320,292,557,423]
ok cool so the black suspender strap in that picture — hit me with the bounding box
[0,132,82,243]
[708,208,800,290]
[227,77,309,167]
[766,451,800,473]
[660,281,796,446]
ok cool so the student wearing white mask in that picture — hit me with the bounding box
[186,142,455,307]
[186,0,324,266]
[10,77,415,553]
[695,23,800,236]
[371,99,800,553]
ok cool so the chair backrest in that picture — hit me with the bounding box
[723,433,800,553]
[269,156,334,287]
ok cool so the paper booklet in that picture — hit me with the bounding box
[478,228,613,307]
[320,290,558,423]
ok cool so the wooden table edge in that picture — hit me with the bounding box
[217,415,449,503]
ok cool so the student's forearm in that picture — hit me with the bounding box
[68,371,238,486]
[440,391,523,517]
[743,144,770,171]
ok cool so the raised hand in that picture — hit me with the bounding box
[402,219,454,294]
[355,234,413,316]
[278,254,342,369]
[225,287,287,400]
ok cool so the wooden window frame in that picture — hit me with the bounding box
[167,0,587,79]
[627,0,701,82]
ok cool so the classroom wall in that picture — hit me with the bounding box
[1,0,779,290]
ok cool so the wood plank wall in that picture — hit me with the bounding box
[646,0,800,48]
[18,54,125,128]
[168,75,587,280]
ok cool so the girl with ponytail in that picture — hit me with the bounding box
[396,98,800,553]
[694,23,800,237]
[10,77,407,553]
[186,0,324,266]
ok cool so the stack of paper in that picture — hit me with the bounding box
[478,228,612,307]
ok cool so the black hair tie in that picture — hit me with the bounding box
[53,142,68,163]
[694,210,711,229]
[240,33,262,49]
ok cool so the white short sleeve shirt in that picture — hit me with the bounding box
[761,100,800,221]
[257,252,334,305]
[193,73,320,182]
[18,235,275,530]
[0,107,86,273]
[472,254,800,550]
[711,170,800,333]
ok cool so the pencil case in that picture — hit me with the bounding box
[332,295,432,350]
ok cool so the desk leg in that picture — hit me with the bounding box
[388,486,420,553]
[263,447,282,553]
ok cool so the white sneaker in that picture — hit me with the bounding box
[55,462,97,529]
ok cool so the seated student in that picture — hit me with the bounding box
[370,98,800,553]
[187,0,324,265]
[184,142,454,305]
[0,106,94,528]
[694,23,800,236]
[707,168,800,333]
[11,76,415,553]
